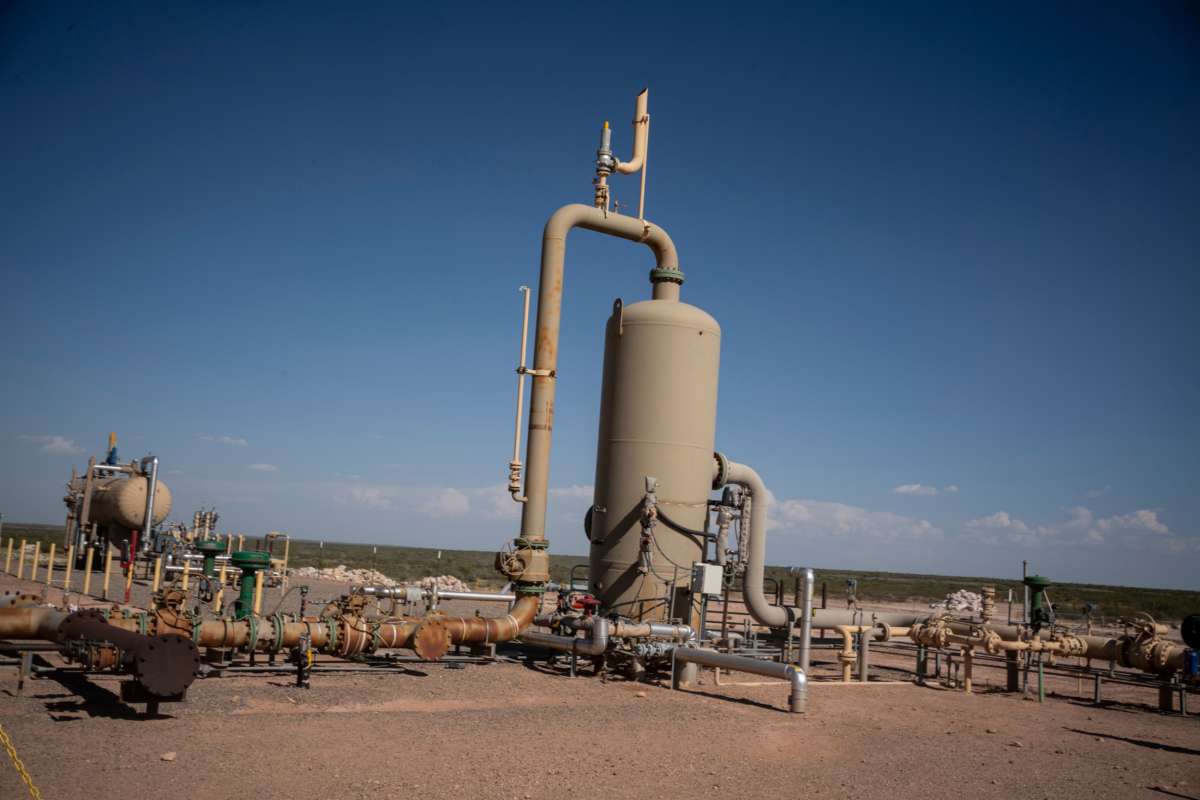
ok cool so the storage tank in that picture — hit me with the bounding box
[588,297,720,622]
[90,476,172,531]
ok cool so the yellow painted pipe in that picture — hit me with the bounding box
[29,541,40,582]
[4,538,11,573]
[101,546,113,600]
[181,560,190,591]
[237,534,245,552]
[252,569,264,616]
[44,543,55,588]
[214,563,227,612]
[63,546,74,591]
[16,539,26,580]
[837,625,871,683]
[82,547,94,595]
[151,556,162,593]
[124,551,135,598]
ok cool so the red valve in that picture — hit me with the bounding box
[571,594,601,616]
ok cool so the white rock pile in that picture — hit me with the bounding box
[289,567,470,592]
[409,575,470,593]
[291,565,398,586]
[932,589,982,614]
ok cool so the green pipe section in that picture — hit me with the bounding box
[231,550,270,619]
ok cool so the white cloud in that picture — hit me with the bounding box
[335,484,399,510]
[892,483,939,496]
[551,484,594,500]
[420,487,470,518]
[1096,509,1169,535]
[966,511,1057,546]
[200,434,248,447]
[967,505,1183,550]
[19,434,84,455]
[771,498,941,542]
[248,463,279,472]
[943,485,960,494]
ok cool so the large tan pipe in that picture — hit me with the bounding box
[721,459,792,629]
[519,204,680,543]
[0,596,543,661]
[0,607,68,640]
[614,88,649,175]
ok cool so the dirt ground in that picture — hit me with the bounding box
[1,572,1197,800]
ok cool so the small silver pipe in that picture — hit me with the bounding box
[671,647,806,713]
[352,586,517,603]
[798,567,814,680]
[140,456,159,544]
[574,617,692,640]
[91,463,131,474]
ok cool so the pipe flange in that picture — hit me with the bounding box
[513,538,549,550]
[711,452,730,489]
[246,615,259,653]
[412,617,452,661]
[324,617,339,654]
[271,614,285,654]
[648,267,685,286]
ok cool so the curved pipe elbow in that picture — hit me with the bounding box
[786,664,808,713]
[720,457,792,630]
[521,616,609,656]
[614,88,649,175]
[543,204,678,270]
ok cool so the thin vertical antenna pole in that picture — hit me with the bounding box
[638,115,650,221]
[512,286,531,466]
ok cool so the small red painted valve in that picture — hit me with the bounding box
[571,594,601,617]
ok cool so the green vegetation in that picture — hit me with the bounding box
[3,522,1195,622]
[758,565,1199,624]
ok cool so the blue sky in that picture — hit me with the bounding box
[1,3,1197,589]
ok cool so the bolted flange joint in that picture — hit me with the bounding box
[649,267,685,286]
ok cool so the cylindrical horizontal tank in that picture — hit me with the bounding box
[90,476,172,531]
[589,297,720,623]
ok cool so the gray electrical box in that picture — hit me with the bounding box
[692,562,723,597]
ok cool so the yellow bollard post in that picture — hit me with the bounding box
[181,559,190,591]
[4,538,12,573]
[214,563,227,612]
[151,556,162,594]
[82,546,95,596]
[16,539,26,580]
[252,569,264,616]
[124,552,135,602]
[63,546,74,592]
[101,545,113,600]
[44,543,55,589]
[29,542,40,582]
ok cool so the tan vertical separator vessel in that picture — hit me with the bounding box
[589,298,721,621]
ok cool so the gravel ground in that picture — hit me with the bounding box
[1,574,1197,799]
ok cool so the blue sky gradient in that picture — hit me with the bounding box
[2,3,1197,588]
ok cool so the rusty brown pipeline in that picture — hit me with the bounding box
[1074,633,1190,675]
[59,609,199,697]
[520,204,680,545]
[441,595,540,644]
[0,606,198,697]
[0,606,68,639]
